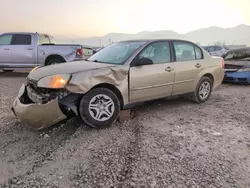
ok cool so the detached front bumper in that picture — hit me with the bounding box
[12,84,67,130]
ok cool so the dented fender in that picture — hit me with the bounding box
[66,66,130,104]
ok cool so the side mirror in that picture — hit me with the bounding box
[137,57,153,66]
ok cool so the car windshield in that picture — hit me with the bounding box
[87,41,146,64]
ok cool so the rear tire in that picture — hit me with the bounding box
[46,59,65,66]
[79,88,120,128]
[191,76,213,103]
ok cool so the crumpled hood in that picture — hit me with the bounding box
[28,60,115,81]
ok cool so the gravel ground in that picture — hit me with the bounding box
[0,73,250,188]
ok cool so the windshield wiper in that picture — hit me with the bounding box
[91,59,106,63]
[89,59,112,64]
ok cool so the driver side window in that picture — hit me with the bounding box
[0,35,13,45]
[139,41,171,64]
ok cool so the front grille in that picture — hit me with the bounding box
[27,79,38,90]
[26,78,71,103]
[225,77,234,81]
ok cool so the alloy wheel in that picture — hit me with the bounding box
[88,94,115,121]
[199,81,211,100]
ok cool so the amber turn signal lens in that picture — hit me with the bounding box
[49,75,67,88]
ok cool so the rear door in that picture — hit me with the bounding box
[129,41,175,102]
[171,41,205,95]
[10,34,36,67]
[0,34,12,66]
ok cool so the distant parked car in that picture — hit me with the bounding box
[12,39,225,130]
[223,47,250,84]
[93,47,104,54]
[202,45,229,57]
[0,32,83,72]
[82,46,104,60]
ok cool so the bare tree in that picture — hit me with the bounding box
[213,41,226,46]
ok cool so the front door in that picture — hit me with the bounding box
[10,34,36,67]
[0,34,12,66]
[171,41,205,95]
[129,41,175,102]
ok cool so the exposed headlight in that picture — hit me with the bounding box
[237,68,250,72]
[37,74,71,88]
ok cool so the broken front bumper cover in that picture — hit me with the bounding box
[12,84,67,130]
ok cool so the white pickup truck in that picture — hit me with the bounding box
[0,32,83,72]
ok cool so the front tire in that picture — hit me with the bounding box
[79,88,120,128]
[191,76,213,103]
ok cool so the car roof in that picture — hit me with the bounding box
[118,39,199,45]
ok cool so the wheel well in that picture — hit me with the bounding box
[203,73,214,85]
[45,55,65,65]
[92,83,124,109]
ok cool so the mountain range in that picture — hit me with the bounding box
[56,24,250,47]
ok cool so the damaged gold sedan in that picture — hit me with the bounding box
[12,39,225,130]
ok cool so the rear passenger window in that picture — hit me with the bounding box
[173,41,196,61]
[11,34,31,45]
[195,46,202,59]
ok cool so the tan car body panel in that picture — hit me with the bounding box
[129,63,175,103]
[66,65,130,105]
[12,40,224,130]
[172,56,224,95]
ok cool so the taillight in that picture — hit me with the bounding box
[76,48,83,57]
[222,58,225,68]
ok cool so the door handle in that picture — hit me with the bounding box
[26,48,33,50]
[165,67,174,72]
[195,63,202,68]
[4,48,10,50]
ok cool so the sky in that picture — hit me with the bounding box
[1,0,250,38]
